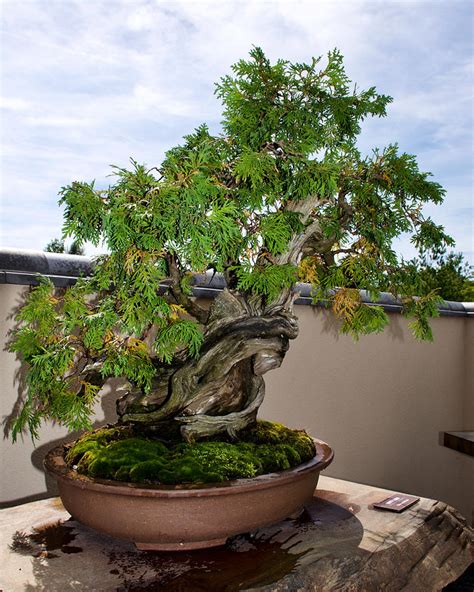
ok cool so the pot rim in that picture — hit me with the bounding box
[44,438,333,498]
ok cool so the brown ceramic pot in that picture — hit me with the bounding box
[44,438,333,551]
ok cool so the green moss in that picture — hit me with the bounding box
[115,465,134,482]
[241,420,316,461]
[253,443,300,472]
[161,442,262,483]
[65,425,134,466]
[74,437,168,480]
[129,460,166,483]
[66,420,316,485]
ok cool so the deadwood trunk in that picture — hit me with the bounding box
[116,288,299,442]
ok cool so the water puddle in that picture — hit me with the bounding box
[106,500,359,591]
[10,519,83,558]
[109,529,310,592]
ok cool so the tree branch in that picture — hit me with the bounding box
[294,188,355,265]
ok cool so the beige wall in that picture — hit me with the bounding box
[464,318,474,431]
[1,284,473,524]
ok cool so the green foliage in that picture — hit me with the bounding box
[207,202,243,268]
[153,318,203,364]
[9,344,94,442]
[8,278,95,440]
[402,292,442,342]
[216,47,392,153]
[234,149,278,193]
[235,264,298,302]
[81,301,118,351]
[59,181,103,246]
[66,421,316,484]
[261,211,304,255]
[14,277,58,339]
[101,340,156,392]
[340,302,390,340]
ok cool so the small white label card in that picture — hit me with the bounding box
[373,494,420,512]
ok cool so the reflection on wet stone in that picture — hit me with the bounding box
[110,533,306,592]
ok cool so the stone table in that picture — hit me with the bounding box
[1,476,472,592]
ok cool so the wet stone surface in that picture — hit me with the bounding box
[1,476,472,592]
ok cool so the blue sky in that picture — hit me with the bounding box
[1,0,472,264]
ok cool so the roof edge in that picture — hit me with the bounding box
[1,248,472,317]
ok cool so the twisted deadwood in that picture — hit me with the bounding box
[117,289,299,441]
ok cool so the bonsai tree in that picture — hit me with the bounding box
[11,48,452,446]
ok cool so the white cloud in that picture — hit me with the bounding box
[127,5,157,31]
[132,84,194,117]
[0,97,32,111]
[22,115,96,128]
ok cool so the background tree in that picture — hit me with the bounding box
[410,251,473,302]
[45,238,85,255]
[11,48,453,443]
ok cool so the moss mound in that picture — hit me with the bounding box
[65,420,316,485]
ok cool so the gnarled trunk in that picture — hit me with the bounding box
[117,289,299,442]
